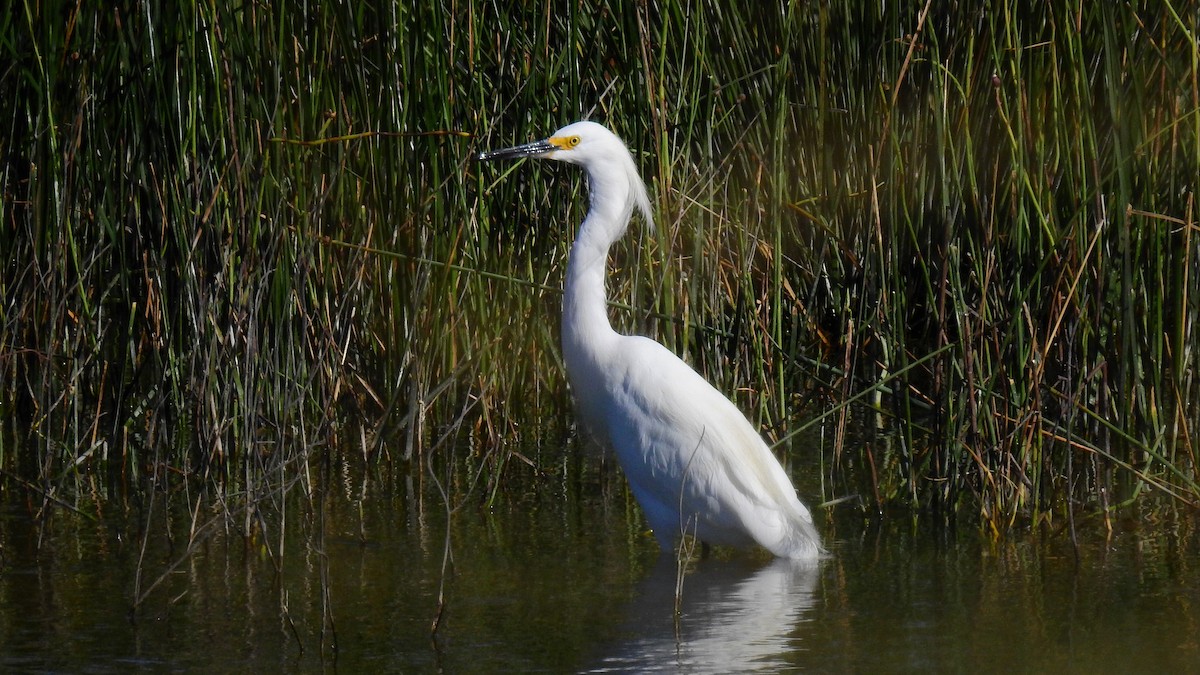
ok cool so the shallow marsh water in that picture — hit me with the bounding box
[1,444,1197,673]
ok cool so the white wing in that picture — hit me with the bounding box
[597,335,821,558]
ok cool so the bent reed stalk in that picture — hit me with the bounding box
[1,2,1196,537]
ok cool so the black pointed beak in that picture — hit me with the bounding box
[477,138,556,161]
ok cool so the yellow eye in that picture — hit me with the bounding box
[549,135,583,151]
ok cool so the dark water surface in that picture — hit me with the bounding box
[1,453,1197,673]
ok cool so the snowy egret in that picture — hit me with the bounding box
[479,121,822,560]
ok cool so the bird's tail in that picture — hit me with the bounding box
[765,502,824,560]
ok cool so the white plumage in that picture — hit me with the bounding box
[480,121,822,559]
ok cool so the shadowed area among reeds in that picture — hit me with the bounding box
[2,2,1197,536]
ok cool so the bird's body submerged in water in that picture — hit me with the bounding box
[480,121,822,560]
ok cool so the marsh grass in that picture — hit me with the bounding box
[2,1,1197,551]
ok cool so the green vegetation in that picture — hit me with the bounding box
[2,2,1196,530]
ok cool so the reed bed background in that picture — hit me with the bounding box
[2,1,1197,535]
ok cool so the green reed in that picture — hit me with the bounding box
[1,1,1196,532]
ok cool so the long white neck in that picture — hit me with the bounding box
[562,166,629,357]
[560,144,653,392]
[563,228,611,345]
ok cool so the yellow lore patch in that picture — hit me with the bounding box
[549,135,581,150]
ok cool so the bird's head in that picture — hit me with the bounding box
[478,120,653,229]
[478,121,622,165]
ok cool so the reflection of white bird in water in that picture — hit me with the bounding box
[592,558,819,671]
[480,121,822,559]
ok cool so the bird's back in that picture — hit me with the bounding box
[581,334,821,559]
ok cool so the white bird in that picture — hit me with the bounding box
[479,121,822,560]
